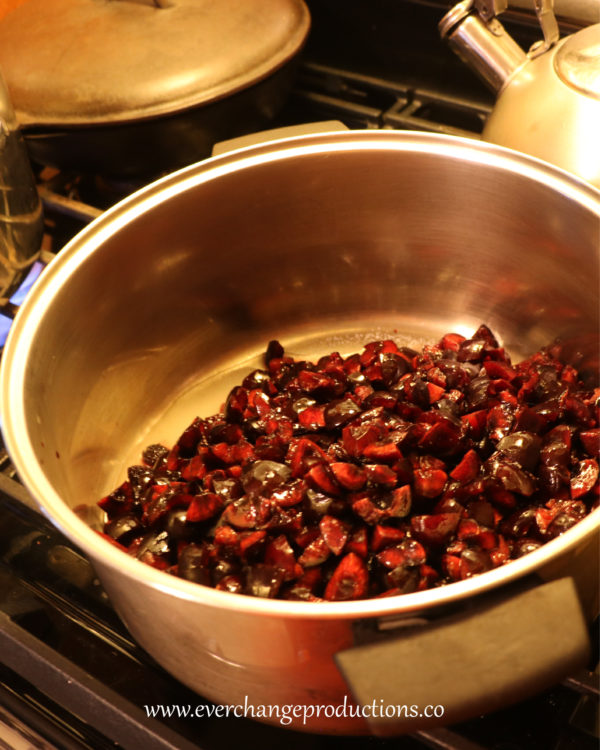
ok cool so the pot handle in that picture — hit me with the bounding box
[335,576,590,736]
[0,69,44,303]
[211,121,349,156]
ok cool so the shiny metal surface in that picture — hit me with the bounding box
[530,0,560,56]
[509,0,600,26]
[0,70,43,302]
[440,4,527,91]
[1,131,599,732]
[0,0,310,126]
[483,29,600,188]
[474,0,509,22]
[555,23,600,98]
[440,1,600,188]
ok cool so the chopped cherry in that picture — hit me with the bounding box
[324,553,369,601]
[411,513,461,546]
[99,325,596,601]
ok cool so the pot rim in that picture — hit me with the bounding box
[2,130,599,620]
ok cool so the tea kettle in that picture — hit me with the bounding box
[439,0,600,189]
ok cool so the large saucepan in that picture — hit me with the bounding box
[1,131,599,735]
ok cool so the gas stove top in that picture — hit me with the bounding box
[0,2,598,748]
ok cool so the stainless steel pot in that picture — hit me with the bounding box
[1,131,599,735]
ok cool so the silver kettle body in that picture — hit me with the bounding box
[440,0,600,189]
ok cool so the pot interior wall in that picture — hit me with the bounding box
[20,138,599,511]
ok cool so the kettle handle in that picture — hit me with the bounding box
[0,70,44,304]
[335,576,590,736]
[530,0,560,57]
[471,0,560,56]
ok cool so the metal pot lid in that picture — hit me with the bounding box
[0,0,310,127]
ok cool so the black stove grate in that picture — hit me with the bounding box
[289,63,491,138]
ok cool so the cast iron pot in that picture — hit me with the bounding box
[1,131,599,736]
[0,0,310,177]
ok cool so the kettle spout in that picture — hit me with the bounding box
[439,0,527,93]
